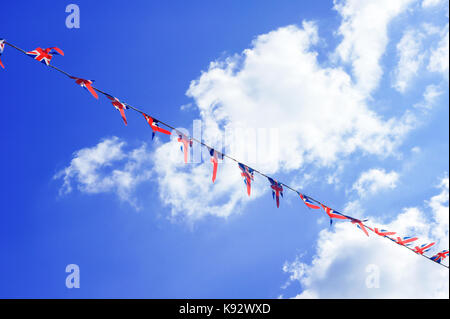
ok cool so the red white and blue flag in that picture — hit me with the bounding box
[268,177,283,208]
[107,95,129,125]
[430,250,449,263]
[69,76,98,99]
[142,113,171,139]
[347,217,369,237]
[0,39,5,69]
[393,236,418,247]
[26,46,64,66]
[299,193,320,209]
[177,134,193,163]
[413,242,435,255]
[208,147,224,183]
[238,163,254,196]
[320,204,348,225]
[371,228,396,237]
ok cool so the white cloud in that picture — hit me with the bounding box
[149,19,418,220]
[428,25,449,76]
[412,83,445,109]
[393,29,425,92]
[187,21,416,170]
[282,177,449,298]
[333,0,415,94]
[351,168,399,197]
[54,137,153,207]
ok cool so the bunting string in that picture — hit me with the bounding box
[2,39,449,269]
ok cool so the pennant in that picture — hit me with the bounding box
[372,228,396,237]
[107,95,129,125]
[26,46,64,66]
[348,217,369,237]
[0,39,6,69]
[320,204,348,225]
[393,236,418,247]
[299,193,320,209]
[238,163,254,196]
[430,250,449,263]
[208,147,224,183]
[177,134,193,163]
[142,113,171,139]
[70,76,98,99]
[268,177,283,208]
[413,242,435,255]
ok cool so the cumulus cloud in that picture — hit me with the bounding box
[282,176,449,298]
[54,137,153,207]
[333,0,415,94]
[148,18,419,220]
[352,168,400,197]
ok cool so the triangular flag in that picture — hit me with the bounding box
[142,113,171,139]
[69,76,98,99]
[107,95,129,125]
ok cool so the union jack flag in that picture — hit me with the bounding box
[320,204,348,225]
[69,76,98,99]
[372,228,396,237]
[208,147,224,183]
[394,236,418,246]
[238,163,254,196]
[430,250,449,263]
[413,242,435,255]
[142,113,171,139]
[107,95,129,125]
[177,134,193,163]
[0,39,5,69]
[299,193,320,209]
[26,46,64,66]
[268,177,283,208]
[347,217,369,237]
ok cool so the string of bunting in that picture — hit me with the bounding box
[1,39,448,269]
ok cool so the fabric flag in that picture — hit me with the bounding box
[268,177,283,208]
[207,147,224,183]
[348,217,369,237]
[69,76,98,99]
[430,250,449,263]
[26,46,64,66]
[393,236,418,247]
[413,242,435,255]
[320,204,348,225]
[0,39,5,69]
[177,134,193,163]
[238,163,254,196]
[142,113,171,139]
[107,95,129,125]
[299,193,320,209]
[372,228,396,237]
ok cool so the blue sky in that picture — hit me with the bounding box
[0,0,448,298]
